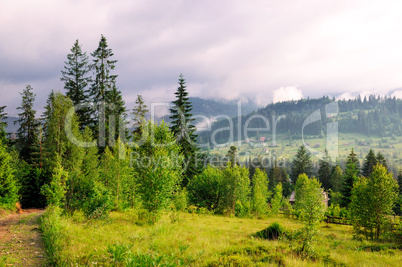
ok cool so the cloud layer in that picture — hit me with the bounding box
[2,0,402,115]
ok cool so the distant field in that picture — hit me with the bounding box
[47,210,402,266]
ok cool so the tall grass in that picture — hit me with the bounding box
[40,205,68,265]
[40,209,402,266]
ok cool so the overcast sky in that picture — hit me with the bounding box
[1,0,402,116]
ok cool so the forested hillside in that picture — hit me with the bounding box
[198,95,402,144]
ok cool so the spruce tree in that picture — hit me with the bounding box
[268,160,289,193]
[0,106,7,143]
[89,35,123,147]
[362,149,377,177]
[330,165,343,192]
[291,146,313,183]
[341,149,360,207]
[169,74,199,186]
[15,85,40,165]
[226,145,238,167]
[131,95,148,140]
[318,149,332,190]
[106,85,127,144]
[376,152,387,170]
[61,40,91,129]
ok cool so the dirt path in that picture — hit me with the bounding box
[0,209,46,266]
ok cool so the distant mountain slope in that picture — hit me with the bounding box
[161,97,258,124]
[198,95,402,144]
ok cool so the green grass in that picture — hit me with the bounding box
[41,209,402,266]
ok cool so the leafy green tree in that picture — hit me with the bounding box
[395,169,402,215]
[270,182,283,216]
[251,168,269,217]
[188,166,225,213]
[350,164,399,240]
[0,138,18,209]
[361,149,377,177]
[131,95,148,140]
[291,146,313,183]
[99,140,133,210]
[61,39,92,128]
[222,165,251,217]
[41,162,68,208]
[43,92,83,173]
[317,149,332,190]
[66,127,100,212]
[15,85,40,165]
[169,74,199,186]
[293,173,326,257]
[133,121,183,222]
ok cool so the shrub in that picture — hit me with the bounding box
[172,188,188,212]
[253,222,286,240]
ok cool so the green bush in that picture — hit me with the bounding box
[172,188,188,212]
[253,222,286,240]
[82,182,112,220]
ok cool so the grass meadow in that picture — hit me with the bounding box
[41,208,402,266]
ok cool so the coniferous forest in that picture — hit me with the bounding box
[0,36,402,266]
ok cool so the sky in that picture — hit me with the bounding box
[1,0,402,116]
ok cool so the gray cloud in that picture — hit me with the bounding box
[2,0,402,117]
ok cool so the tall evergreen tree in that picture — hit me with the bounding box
[131,95,148,140]
[291,146,313,183]
[226,145,238,167]
[268,160,289,193]
[346,148,360,174]
[61,39,91,128]
[317,149,332,190]
[0,106,8,143]
[15,85,40,165]
[169,74,199,186]
[376,152,387,170]
[106,85,127,144]
[89,35,125,147]
[362,149,377,177]
[330,165,343,193]
[341,149,360,207]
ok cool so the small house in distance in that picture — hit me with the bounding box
[289,190,330,208]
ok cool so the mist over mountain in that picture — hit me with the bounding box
[160,97,258,124]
